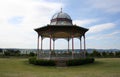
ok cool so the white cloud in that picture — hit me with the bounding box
[103,30,120,39]
[73,19,98,26]
[0,0,63,48]
[87,30,120,40]
[89,0,120,13]
[88,23,116,34]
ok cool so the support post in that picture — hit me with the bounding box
[72,35,74,59]
[37,35,39,51]
[50,35,52,51]
[49,35,52,59]
[80,36,82,51]
[41,36,43,51]
[37,35,40,58]
[53,38,55,51]
[53,38,55,57]
[68,38,70,52]
[83,34,86,58]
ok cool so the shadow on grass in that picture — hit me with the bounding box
[91,60,105,66]
[83,61,103,66]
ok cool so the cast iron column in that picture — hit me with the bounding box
[83,34,86,58]
[80,36,82,51]
[50,35,52,51]
[72,35,74,59]
[37,35,39,51]
[53,38,55,51]
[41,36,43,51]
[49,35,52,59]
[37,35,40,58]
[68,38,70,52]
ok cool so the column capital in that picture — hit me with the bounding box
[83,33,85,37]
[52,38,56,41]
[79,36,82,40]
[41,36,44,40]
[38,34,40,37]
[67,37,70,41]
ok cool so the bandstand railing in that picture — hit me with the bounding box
[38,50,85,60]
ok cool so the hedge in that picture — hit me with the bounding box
[66,58,95,66]
[29,57,94,66]
[29,57,56,66]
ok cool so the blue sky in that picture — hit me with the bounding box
[0,0,120,49]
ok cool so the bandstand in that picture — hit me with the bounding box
[34,10,88,60]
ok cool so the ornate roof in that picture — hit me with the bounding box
[35,25,88,38]
[34,10,89,38]
[50,11,73,25]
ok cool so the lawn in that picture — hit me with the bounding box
[0,58,120,77]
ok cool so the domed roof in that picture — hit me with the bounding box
[50,11,73,25]
[52,12,72,20]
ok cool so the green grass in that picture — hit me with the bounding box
[0,58,120,77]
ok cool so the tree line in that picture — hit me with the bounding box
[0,49,120,58]
[86,50,120,58]
[0,49,36,57]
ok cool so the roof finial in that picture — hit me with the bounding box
[60,0,62,13]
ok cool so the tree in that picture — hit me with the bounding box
[115,51,120,57]
[0,49,2,52]
[86,51,90,57]
[0,49,3,56]
[4,49,20,56]
[91,50,101,57]
[4,51,10,56]
[102,51,107,57]
[29,52,35,56]
[108,52,114,57]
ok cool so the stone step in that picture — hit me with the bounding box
[56,60,66,67]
